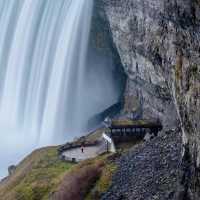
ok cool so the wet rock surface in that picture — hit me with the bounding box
[97,0,200,198]
[101,131,182,200]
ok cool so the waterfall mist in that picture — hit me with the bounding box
[0,0,125,178]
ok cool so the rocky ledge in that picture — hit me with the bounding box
[101,130,182,200]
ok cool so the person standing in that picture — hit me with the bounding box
[81,142,84,153]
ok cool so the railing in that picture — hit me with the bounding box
[102,133,116,153]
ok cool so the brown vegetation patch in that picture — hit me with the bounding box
[0,147,74,200]
[50,159,105,200]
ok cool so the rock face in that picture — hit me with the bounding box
[85,1,127,123]
[98,0,200,199]
[100,0,180,130]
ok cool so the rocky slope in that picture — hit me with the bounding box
[99,0,200,199]
[101,130,182,200]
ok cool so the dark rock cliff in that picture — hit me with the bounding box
[85,1,127,124]
[102,130,182,200]
[97,0,200,199]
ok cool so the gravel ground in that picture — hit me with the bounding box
[101,130,182,200]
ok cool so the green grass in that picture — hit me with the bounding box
[0,147,74,200]
[0,127,110,200]
[0,128,132,200]
[85,160,117,200]
[94,163,117,192]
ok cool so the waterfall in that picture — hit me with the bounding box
[0,0,124,178]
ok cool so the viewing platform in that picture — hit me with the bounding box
[104,118,163,143]
[58,118,163,162]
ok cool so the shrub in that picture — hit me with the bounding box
[50,160,104,200]
[86,162,117,200]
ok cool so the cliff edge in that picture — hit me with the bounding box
[100,0,200,199]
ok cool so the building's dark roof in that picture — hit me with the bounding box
[110,119,162,129]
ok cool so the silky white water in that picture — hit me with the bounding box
[0,0,123,178]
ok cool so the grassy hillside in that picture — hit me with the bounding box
[0,127,119,200]
[0,147,117,200]
[0,146,74,200]
[0,126,143,200]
